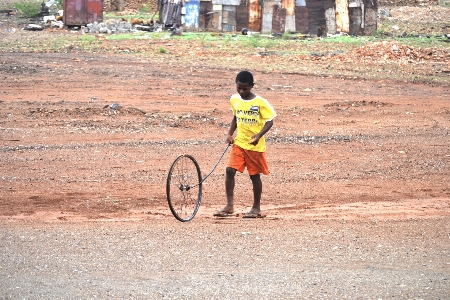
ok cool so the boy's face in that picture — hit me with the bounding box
[236,81,253,99]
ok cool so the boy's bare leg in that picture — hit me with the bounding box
[249,174,262,213]
[221,167,236,213]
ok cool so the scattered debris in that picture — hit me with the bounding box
[378,8,392,19]
[82,19,164,34]
[324,100,392,108]
[130,18,144,25]
[170,23,182,36]
[0,9,14,14]
[43,15,56,23]
[109,103,123,110]
[318,26,327,38]
[23,24,44,31]
[50,20,64,28]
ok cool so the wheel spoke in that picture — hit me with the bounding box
[166,155,202,222]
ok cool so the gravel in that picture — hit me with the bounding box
[1,218,449,299]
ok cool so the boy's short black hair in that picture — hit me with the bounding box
[236,70,254,86]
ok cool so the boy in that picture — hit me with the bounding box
[214,70,276,218]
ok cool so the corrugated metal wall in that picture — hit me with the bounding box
[363,0,377,35]
[324,0,336,34]
[272,4,286,34]
[295,6,308,33]
[184,0,200,28]
[349,6,362,35]
[222,5,237,31]
[160,0,183,26]
[282,0,295,31]
[248,0,262,31]
[236,0,249,31]
[199,1,213,29]
[335,0,349,32]
[160,0,377,35]
[64,0,103,26]
[306,0,326,35]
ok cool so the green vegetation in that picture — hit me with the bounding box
[80,35,96,44]
[103,12,158,22]
[3,27,449,53]
[322,35,370,44]
[14,0,41,17]
[105,32,149,40]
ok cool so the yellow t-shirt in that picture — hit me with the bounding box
[230,94,276,152]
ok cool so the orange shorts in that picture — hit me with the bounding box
[227,144,269,175]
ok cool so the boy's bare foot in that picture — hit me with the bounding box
[213,207,234,217]
[243,210,265,218]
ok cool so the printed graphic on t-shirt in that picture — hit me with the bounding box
[236,106,259,125]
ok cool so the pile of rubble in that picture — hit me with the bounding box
[82,19,163,34]
[336,40,450,63]
[383,5,449,23]
[83,20,136,34]
[376,5,450,36]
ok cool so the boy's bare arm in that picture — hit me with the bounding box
[226,116,237,144]
[250,120,273,145]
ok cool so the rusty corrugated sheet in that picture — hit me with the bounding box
[64,0,84,25]
[295,6,308,33]
[272,5,286,34]
[283,0,295,31]
[282,0,295,15]
[64,0,103,26]
[236,1,249,31]
[160,0,183,27]
[306,0,325,35]
[363,0,377,35]
[248,0,261,31]
[349,7,362,35]
[85,0,103,23]
[335,0,350,32]
[211,8,221,29]
[324,0,336,34]
[199,1,213,29]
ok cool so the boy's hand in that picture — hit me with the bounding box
[249,135,260,145]
[226,134,234,145]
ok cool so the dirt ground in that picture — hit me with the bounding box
[0,50,449,221]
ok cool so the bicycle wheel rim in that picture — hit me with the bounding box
[166,154,202,222]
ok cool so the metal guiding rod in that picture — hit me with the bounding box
[183,143,231,190]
